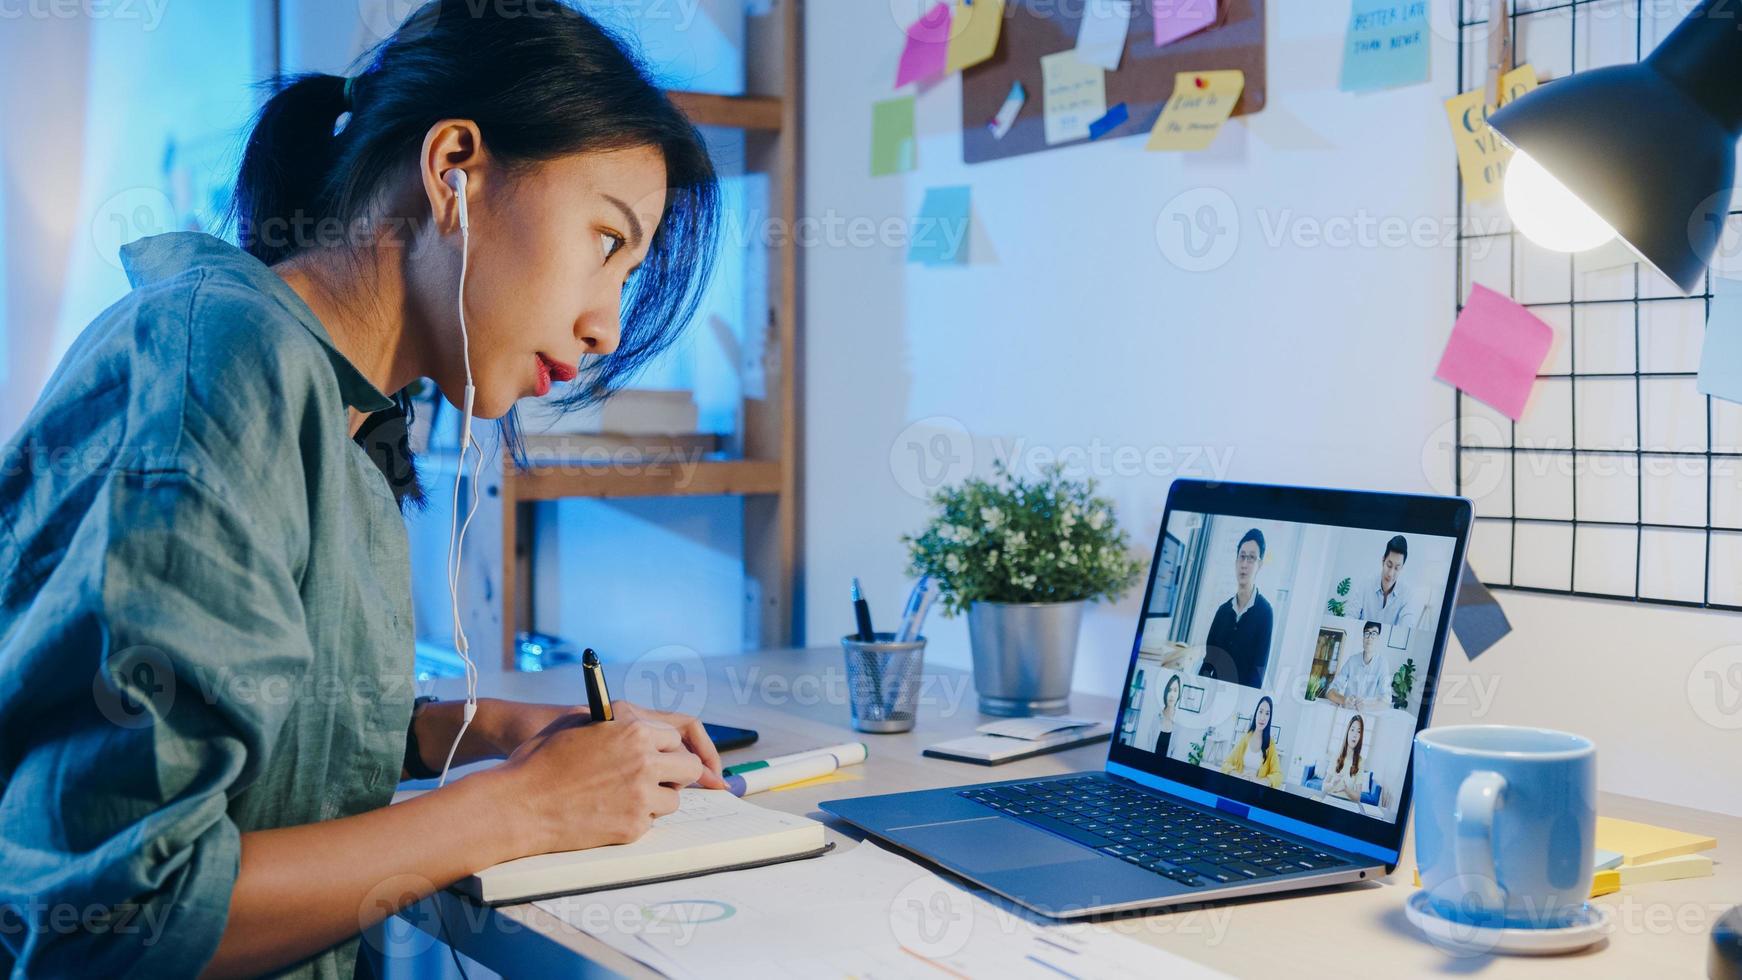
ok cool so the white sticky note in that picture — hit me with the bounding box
[1041,49,1107,145]
[988,80,1025,139]
[1699,277,1742,405]
[1076,0,1133,71]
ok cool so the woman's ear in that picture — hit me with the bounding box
[419,119,487,233]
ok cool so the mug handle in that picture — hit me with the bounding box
[1453,770,1508,913]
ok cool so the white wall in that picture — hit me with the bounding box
[801,4,1742,815]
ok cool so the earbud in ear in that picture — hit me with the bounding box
[445,169,469,231]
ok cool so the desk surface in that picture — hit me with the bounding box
[408,648,1737,978]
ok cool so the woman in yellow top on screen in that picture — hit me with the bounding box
[1220,695,1283,788]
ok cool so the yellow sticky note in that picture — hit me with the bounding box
[1444,64,1539,202]
[946,0,1004,73]
[1145,70,1244,152]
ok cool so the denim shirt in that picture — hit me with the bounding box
[0,233,417,978]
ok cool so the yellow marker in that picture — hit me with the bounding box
[1444,64,1539,201]
[1146,70,1245,152]
[946,0,1004,74]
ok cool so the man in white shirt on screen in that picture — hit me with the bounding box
[1325,621,1391,712]
[1354,534,1417,628]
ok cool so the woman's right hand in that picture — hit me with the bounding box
[490,708,707,857]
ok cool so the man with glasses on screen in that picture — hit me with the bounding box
[1199,528,1274,688]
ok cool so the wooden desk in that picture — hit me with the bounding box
[404,648,1737,977]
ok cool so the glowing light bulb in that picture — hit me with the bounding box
[1503,151,1618,253]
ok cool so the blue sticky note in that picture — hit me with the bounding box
[908,186,971,266]
[1339,0,1429,93]
[1698,277,1742,404]
[1088,102,1129,140]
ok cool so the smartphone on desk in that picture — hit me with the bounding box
[703,723,758,752]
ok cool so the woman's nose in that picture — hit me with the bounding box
[576,298,622,356]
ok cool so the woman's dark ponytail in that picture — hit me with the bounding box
[231,73,351,266]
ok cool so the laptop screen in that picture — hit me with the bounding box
[1106,481,1471,856]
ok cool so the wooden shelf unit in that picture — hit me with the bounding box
[455,3,804,672]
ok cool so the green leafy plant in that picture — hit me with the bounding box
[902,461,1143,617]
[1391,658,1417,710]
[1326,576,1352,616]
[1186,728,1210,767]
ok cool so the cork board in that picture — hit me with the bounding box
[962,0,1267,164]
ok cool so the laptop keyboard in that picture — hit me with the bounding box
[959,776,1351,888]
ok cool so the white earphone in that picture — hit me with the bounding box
[439,167,479,786]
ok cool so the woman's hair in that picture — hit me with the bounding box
[1335,715,1364,776]
[228,0,719,418]
[1249,696,1273,756]
[1161,674,1182,713]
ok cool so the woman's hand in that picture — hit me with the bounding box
[474,698,726,789]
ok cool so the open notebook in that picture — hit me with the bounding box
[456,788,831,905]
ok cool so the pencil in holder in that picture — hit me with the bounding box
[840,633,925,733]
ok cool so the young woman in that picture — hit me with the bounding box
[1220,695,1283,788]
[1152,673,1183,758]
[1321,714,1368,803]
[0,3,725,976]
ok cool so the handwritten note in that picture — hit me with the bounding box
[1152,0,1217,46]
[1340,0,1429,93]
[1076,0,1133,71]
[909,186,972,266]
[946,0,1004,73]
[870,96,916,177]
[895,2,951,87]
[1444,64,1538,201]
[1041,50,1107,145]
[1698,278,1742,405]
[1435,284,1555,421]
[988,80,1025,139]
[1145,70,1244,151]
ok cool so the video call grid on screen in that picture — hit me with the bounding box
[1114,508,1458,828]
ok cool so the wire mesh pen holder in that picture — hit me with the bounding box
[840,633,925,733]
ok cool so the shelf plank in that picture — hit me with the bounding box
[509,458,783,501]
[666,90,784,131]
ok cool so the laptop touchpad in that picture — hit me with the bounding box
[892,818,1100,874]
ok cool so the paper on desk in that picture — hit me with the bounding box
[870,96,917,177]
[1152,0,1217,47]
[947,0,1005,73]
[896,2,952,87]
[978,716,1106,740]
[1698,278,1742,405]
[535,841,1232,980]
[1145,70,1244,152]
[1076,0,1133,71]
[1041,49,1107,145]
[1339,0,1429,93]
[909,186,972,266]
[1435,283,1555,421]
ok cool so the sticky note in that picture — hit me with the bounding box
[947,0,1005,73]
[1153,0,1217,46]
[909,186,971,266]
[870,96,916,177]
[1452,561,1512,659]
[1444,64,1538,201]
[1076,0,1133,71]
[896,2,951,87]
[988,80,1025,139]
[1088,102,1129,140]
[1436,284,1555,421]
[1041,50,1107,145]
[1698,278,1742,404]
[1145,70,1244,151]
[1339,0,1430,93]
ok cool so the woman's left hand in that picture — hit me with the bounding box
[476,698,727,789]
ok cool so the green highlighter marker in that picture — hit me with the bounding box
[723,741,868,777]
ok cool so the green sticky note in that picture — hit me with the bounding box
[908,186,970,266]
[871,96,917,177]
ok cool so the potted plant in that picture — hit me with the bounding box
[903,461,1143,716]
[1390,658,1417,710]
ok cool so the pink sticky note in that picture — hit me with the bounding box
[1436,284,1555,421]
[1153,0,1218,47]
[896,3,952,87]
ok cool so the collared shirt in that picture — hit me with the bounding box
[0,233,415,979]
[1328,649,1392,705]
[1355,573,1417,628]
[1200,590,1273,688]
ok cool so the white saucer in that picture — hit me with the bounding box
[1405,891,1612,956]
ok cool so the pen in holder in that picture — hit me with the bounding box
[841,633,925,733]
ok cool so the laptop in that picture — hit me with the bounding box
[821,480,1473,917]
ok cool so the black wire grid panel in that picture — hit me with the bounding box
[1453,0,1742,611]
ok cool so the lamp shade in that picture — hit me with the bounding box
[1487,1,1742,295]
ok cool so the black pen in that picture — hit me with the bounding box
[851,578,876,641]
[582,648,613,721]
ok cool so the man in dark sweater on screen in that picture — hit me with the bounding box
[1199,528,1274,689]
